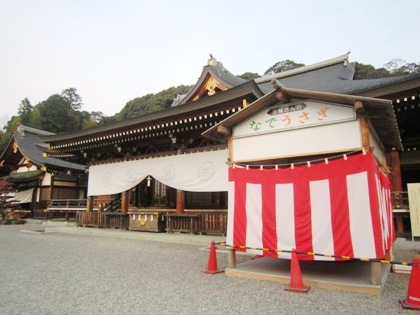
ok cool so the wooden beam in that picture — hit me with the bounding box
[386,149,402,191]
[242,98,248,108]
[217,125,231,137]
[355,100,371,150]
[275,90,289,102]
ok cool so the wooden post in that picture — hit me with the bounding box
[49,174,55,208]
[370,261,382,285]
[355,100,371,149]
[121,191,129,214]
[387,149,404,235]
[176,190,185,214]
[386,149,402,191]
[86,196,94,212]
[228,248,236,268]
[227,135,236,267]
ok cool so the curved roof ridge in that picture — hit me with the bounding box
[18,125,55,136]
[13,125,85,172]
[255,52,350,84]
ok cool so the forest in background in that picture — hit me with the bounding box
[0,58,418,153]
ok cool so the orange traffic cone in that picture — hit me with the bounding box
[284,249,310,293]
[400,256,420,310]
[203,241,223,274]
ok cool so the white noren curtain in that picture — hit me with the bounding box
[87,149,228,196]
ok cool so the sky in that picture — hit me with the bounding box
[1,0,419,127]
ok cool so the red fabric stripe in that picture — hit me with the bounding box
[261,171,277,257]
[231,170,247,250]
[329,173,353,259]
[293,167,314,260]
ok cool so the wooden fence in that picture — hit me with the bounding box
[167,211,227,235]
[76,210,227,235]
[76,212,129,230]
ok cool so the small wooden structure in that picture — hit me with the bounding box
[129,211,166,232]
[203,82,401,293]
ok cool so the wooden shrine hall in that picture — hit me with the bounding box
[40,53,420,236]
[0,125,86,221]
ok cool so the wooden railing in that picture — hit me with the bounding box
[103,213,129,229]
[167,211,227,235]
[49,199,88,209]
[77,212,103,227]
[166,214,199,234]
[77,210,227,235]
[76,212,129,230]
[196,211,227,235]
[46,199,87,221]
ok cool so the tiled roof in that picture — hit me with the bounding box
[10,125,86,172]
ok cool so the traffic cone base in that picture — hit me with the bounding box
[202,269,224,274]
[284,249,310,293]
[400,256,420,310]
[284,286,310,293]
[202,240,223,274]
[399,299,420,310]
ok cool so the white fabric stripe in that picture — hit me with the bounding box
[310,180,335,261]
[376,175,386,252]
[347,172,376,258]
[276,183,295,259]
[246,183,263,255]
[226,181,235,246]
[378,175,389,251]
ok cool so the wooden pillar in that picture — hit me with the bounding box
[227,249,236,268]
[121,191,129,214]
[176,190,185,214]
[49,174,55,207]
[370,262,382,285]
[386,149,402,192]
[387,150,403,236]
[387,150,404,236]
[33,176,43,212]
[86,196,94,212]
[355,100,371,150]
[227,135,236,267]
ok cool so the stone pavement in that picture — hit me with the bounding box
[23,219,226,247]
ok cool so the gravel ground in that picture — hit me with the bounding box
[0,222,419,315]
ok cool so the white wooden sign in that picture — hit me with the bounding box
[233,100,356,138]
[407,183,420,239]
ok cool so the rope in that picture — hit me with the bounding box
[215,242,412,266]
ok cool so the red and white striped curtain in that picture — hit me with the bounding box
[226,151,395,261]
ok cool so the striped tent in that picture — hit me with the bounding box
[226,151,395,261]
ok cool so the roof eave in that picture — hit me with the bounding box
[203,82,402,150]
[255,53,350,84]
[42,81,264,144]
